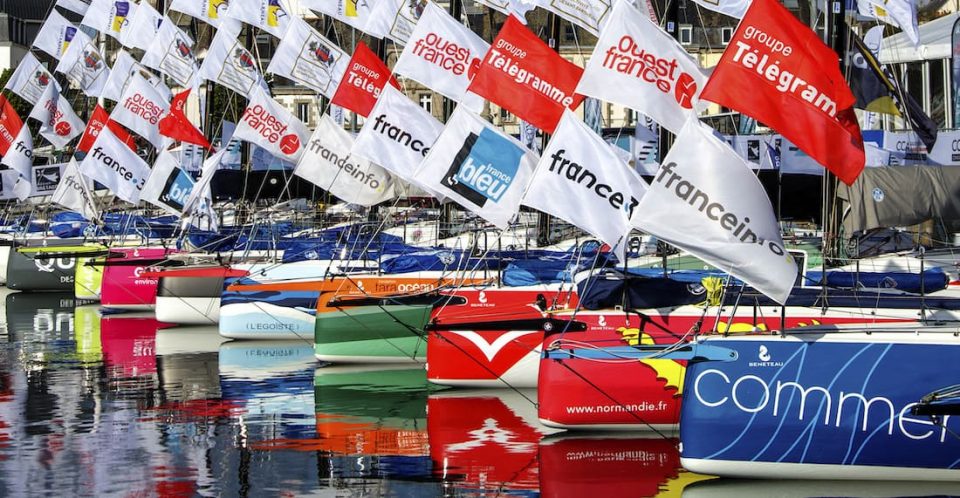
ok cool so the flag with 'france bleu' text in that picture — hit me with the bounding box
[632,118,797,304]
[467,15,584,133]
[700,0,864,185]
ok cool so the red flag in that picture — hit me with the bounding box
[77,104,138,153]
[700,0,864,185]
[158,89,212,149]
[331,41,400,118]
[0,94,24,156]
[467,15,585,133]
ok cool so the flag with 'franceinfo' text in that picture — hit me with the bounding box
[413,107,538,229]
[296,114,398,206]
[468,15,584,133]
[701,0,864,185]
[632,118,797,304]
[52,158,99,219]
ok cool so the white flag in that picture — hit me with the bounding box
[631,118,797,304]
[3,53,59,106]
[56,0,92,16]
[352,85,444,197]
[169,0,234,28]
[110,73,170,149]
[224,0,292,38]
[266,17,349,98]
[524,110,647,259]
[1,124,33,178]
[182,147,226,216]
[475,0,537,23]
[198,23,264,96]
[141,150,196,215]
[413,107,537,229]
[233,85,310,163]
[102,50,172,103]
[301,0,388,37]
[393,2,487,112]
[33,10,78,60]
[79,126,151,204]
[52,158,99,219]
[119,0,163,50]
[28,163,67,198]
[296,114,398,207]
[0,170,20,200]
[80,0,136,41]
[577,0,710,134]
[28,84,84,149]
[363,0,423,44]
[54,28,111,97]
[690,0,750,18]
[858,0,918,47]
[142,17,199,88]
[539,0,611,35]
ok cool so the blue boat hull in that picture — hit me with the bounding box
[680,330,960,480]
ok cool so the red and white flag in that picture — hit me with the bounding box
[110,73,170,149]
[77,104,138,154]
[0,94,24,157]
[2,124,34,180]
[4,52,59,105]
[577,0,710,134]
[331,41,400,118]
[159,89,211,149]
[28,83,84,149]
[467,15,584,133]
[265,17,349,98]
[393,2,488,112]
[700,0,864,185]
[101,50,171,103]
[233,86,310,163]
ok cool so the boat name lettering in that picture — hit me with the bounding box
[654,161,786,257]
[374,282,435,293]
[371,114,430,156]
[548,148,640,217]
[693,368,956,442]
[245,322,296,331]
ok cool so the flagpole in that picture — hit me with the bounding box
[535,12,562,248]
[439,0,466,240]
[822,0,848,264]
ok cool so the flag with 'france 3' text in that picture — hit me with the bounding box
[393,2,488,112]
[352,85,444,198]
[331,41,400,117]
[233,85,310,163]
[468,15,584,133]
[413,107,538,228]
[523,109,647,260]
[295,114,398,206]
[79,126,152,203]
[577,0,710,134]
[632,118,797,304]
[701,0,864,185]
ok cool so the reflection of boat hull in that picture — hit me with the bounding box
[5,291,80,340]
[680,330,960,480]
[539,434,682,498]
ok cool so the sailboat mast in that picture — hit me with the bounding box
[821,0,848,263]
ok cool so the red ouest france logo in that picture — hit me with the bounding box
[55,121,72,136]
[279,134,300,155]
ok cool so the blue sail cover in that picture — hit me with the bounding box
[804,268,949,294]
[576,273,709,310]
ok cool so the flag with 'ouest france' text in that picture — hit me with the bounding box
[28,83,84,149]
[233,85,310,163]
[467,14,584,133]
[700,0,864,185]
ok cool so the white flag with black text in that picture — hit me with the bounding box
[52,158,99,219]
[79,126,151,204]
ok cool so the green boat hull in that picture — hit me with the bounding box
[313,304,434,363]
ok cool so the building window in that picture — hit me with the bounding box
[721,27,733,45]
[499,107,512,122]
[679,25,693,45]
[563,24,576,42]
[297,102,310,124]
[419,94,433,114]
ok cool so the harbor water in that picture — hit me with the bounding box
[2,288,959,497]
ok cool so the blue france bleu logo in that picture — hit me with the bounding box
[443,127,524,208]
